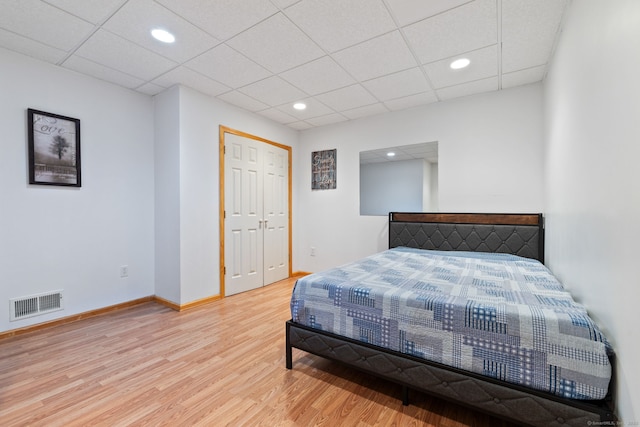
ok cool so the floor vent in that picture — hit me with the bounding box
[10,290,64,321]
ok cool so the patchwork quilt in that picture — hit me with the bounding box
[290,247,612,400]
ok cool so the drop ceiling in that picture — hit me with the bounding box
[360,142,438,165]
[0,0,568,130]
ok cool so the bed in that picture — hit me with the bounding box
[285,212,616,426]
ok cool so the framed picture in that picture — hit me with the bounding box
[311,149,336,190]
[28,108,81,187]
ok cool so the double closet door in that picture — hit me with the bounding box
[223,132,289,296]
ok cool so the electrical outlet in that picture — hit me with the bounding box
[119,265,129,278]
[310,247,316,257]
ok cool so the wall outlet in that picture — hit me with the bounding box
[310,247,316,257]
[119,265,129,278]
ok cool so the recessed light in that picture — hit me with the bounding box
[293,102,306,110]
[387,152,395,157]
[450,58,470,70]
[151,28,175,43]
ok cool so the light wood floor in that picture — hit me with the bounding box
[0,278,518,427]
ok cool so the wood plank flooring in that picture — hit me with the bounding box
[0,278,518,426]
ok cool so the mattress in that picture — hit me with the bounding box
[290,247,612,400]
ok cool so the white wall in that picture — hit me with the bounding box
[155,85,298,304]
[360,159,425,215]
[0,48,298,328]
[543,0,640,420]
[295,83,544,272]
[429,163,439,212]
[154,87,181,303]
[0,48,155,332]
[422,160,432,212]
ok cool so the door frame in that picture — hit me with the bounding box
[219,125,292,297]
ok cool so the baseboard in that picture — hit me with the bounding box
[154,294,222,311]
[0,296,154,340]
[291,271,312,277]
[1,274,307,339]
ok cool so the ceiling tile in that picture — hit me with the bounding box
[365,141,439,164]
[0,29,67,64]
[385,0,473,26]
[136,82,166,96]
[152,66,230,97]
[360,144,440,163]
[238,76,306,106]
[257,108,297,124]
[217,90,269,112]
[360,157,387,164]
[284,0,396,52]
[363,67,430,101]
[403,0,497,64]
[333,31,417,81]
[315,84,378,111]
[399,142,438,155]
[287,121,314,131]
[0,0,568,130]
[43,0,127,24]
[280,56,355,95]
[436,76,498,101]
[272,0,300,7]
[502,65,546,89]
[102,0,220,63]
[424,44,498,89]
[0,0,95,51]
[276,98,334,120]
[341,103,389,120]
[185,44,271,89]
[305,113,348,127]
[227,13,324,74]
[384,92,438,111]
[155,0,278,40]
[386,152,414,162]
[74,29,178,80]
[360,150,383,161]
[501,0,568,73]
[63,55,146,89]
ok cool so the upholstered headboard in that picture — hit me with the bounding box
[389,212,545,263]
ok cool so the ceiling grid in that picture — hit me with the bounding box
[0,0,569,130]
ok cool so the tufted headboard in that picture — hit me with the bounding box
[389,212,545,263]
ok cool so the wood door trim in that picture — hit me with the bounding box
[219,125,293,297]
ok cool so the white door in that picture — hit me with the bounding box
[225,134,263,295]
[263,144,289,285]
[224,133,289,296]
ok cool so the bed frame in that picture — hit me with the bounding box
[285,212,616,427]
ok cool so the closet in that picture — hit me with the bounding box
[221,128,290,296]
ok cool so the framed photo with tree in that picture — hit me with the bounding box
[28,108,81,187]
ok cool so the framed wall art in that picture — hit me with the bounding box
[311,149,336,190]
[28,108,81,187]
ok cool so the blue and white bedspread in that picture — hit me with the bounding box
[290,247,612,400]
